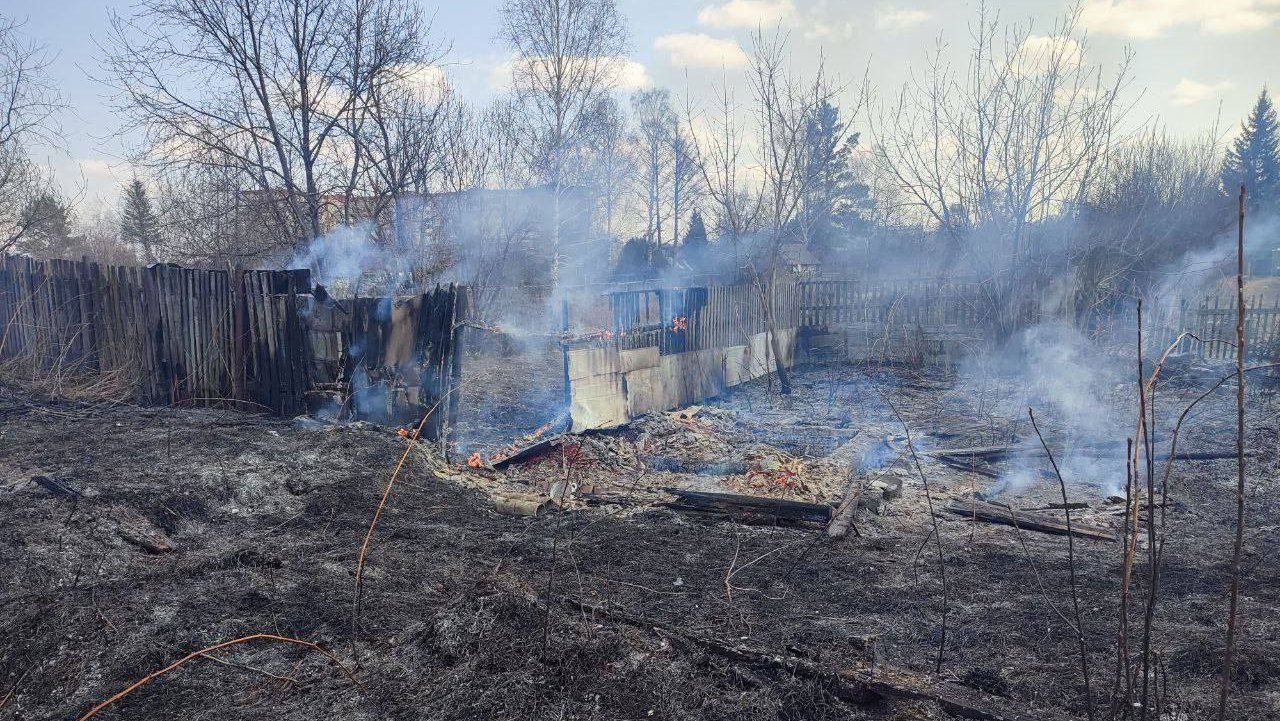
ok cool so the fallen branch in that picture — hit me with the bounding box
[946,499,1114,542]
[564,597,1079,721]
[75,633,359,721]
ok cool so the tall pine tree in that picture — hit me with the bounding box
[120,178,162,262]
[677,209,711,274]
[1221,88,1280,211]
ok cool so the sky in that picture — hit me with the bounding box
[8,0,1280,213]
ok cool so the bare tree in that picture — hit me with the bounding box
[149,157,288,265]
[871,4,1132,294]
[581,95,631,240]
[670,119,702,243]
[747,33,853,393]
[631,88,676,244]
[0,15,64,253]
[684,76,763,244]
[103,0,437,256]
[747,33,858,258]
[500,0,629,282]
[1066,126,1225,327]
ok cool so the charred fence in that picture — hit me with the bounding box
[0,255,464,438]
[564,281,800,431]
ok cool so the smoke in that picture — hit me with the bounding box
[961,321,1128,498]
[288,222,392,290]
[1153,211,1280,310]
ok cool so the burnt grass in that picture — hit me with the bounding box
[2,365,1279,721]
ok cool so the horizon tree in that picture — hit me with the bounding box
[1221,87,1280,212]
[17,191,79,259]
[799,100,870,257]
[120,178,162,262]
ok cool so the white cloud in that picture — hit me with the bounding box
[654,33,750,69]
[1081,0,1280,39]
[398,63,447,88]
[1013,35,1084,76]
[613,59,654,90]
[394,63,450,103]
[875,7,932,31]
[697,0,796,28]
[1170,78,1234,105]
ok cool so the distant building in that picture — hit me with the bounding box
[240,185,596,271]
[777,242,821,278]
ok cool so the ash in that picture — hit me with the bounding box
[2,361,1278,720]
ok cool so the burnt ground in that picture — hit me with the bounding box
[2,361,1279,721]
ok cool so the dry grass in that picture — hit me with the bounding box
[0,316,140,404]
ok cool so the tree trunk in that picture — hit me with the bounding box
[753,266,791,395]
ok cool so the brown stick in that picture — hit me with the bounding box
[75,633,359,721]
[1217,184,1247,720]
[351,379,471,657]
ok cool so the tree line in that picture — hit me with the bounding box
[0,1,1276,319]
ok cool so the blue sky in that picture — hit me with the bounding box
[9,0,1279,209]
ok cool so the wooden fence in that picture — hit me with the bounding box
[796,278,1041,330]
[0,254,464,437]
[797,275,1280,363]
[1183,294,1280,361]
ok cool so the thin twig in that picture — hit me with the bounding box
[883,394,948,674]
[1029,408,1095,721]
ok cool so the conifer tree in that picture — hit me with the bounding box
[1221,88,1280,211]
[120,178,162,262]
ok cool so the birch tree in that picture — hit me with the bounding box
[500,0,629,281]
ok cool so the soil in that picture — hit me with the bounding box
[2,360,1278,721]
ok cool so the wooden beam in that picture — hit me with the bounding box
[946,499,1114,542]
[664,488,832,525]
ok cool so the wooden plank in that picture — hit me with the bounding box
[258,272,280,414]
[230,268,247,402]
